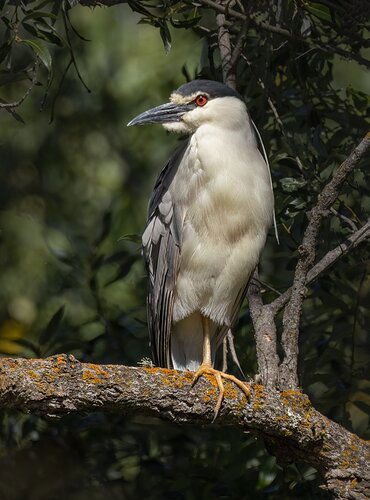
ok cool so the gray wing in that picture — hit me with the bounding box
[142,140,189,367]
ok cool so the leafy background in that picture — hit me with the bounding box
[0,1,369,498]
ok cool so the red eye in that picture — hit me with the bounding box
[195,95,208,107]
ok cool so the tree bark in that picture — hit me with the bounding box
[0,355,369,498]
[279,134,370,389]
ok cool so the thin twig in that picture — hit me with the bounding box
[330,207,358,232]
[0,59,39,110]
[226,330,246,378]
[229,21,248,70]
[222,337,228,372]
[241,52,305,172]
[49,58,73,123]
[62,7,91,93]
[251,278,281,296]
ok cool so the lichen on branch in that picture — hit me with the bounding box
[0,355,369,498]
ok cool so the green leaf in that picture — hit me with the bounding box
[0,42,11,65]
[13,338,41,357]
[280,177,307,193]
[44,340,83,356]
[159,21,171,53]
[39,305,65,346]
[352,92,368,113]
[22,11,58,22]
[20,39,52,71]
[102,250,130,265]
[353,400,370,414]
[22,22,40,38]
[305,2,332,22]
[127,0,152,17]
[5,108,26,124]
[0,25,12,64]
[104,255,139,286]
[0,69,29,87]
[118,233,141,244]
[32,0,55,10]
[171,16,201,29]
[95,210,112,246]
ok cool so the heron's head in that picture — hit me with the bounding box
[127,80,246,134]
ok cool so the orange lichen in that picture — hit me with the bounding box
[45,372,57,383]
[224,382,240,401]
[339,438,362,469]
[203,385,217,403]
[144,367,174,375]
[279,390,317,429]
[144,367,245,404]
[275,414,289,422]
[280,390,311,411]
[201,378,243,405]
[144,367,193,389]
[56,355,67,365]
[82,366,108,384]
[89,364,108,377]
[27,369,41,380]
[252,384,265,410]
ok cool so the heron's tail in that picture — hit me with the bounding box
[171,312,217,371]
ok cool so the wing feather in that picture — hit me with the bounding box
[142,140,189,367]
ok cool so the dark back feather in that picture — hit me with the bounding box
[142,140,189,367]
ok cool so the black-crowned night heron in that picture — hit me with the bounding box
[128,80,275,417]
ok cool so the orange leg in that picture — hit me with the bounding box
[192,316,250,420]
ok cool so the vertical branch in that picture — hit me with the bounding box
[216,4,236,90]
[278,134,370,389]
[248,275,279,387]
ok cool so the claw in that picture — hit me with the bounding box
[192,364,250,420]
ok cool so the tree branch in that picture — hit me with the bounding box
[0,355,369,498]
[270,219,370,315]
[72,1,370,69]
[279,134,370,389]
[215,1,236,90]
[192,0,291,36]
[192,0,370,69]
[247,275,279,388]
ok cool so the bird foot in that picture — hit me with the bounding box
[191,364,250,421]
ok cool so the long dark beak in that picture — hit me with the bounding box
[127,102,189,127]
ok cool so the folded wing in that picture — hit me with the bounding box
[142,141,189,367]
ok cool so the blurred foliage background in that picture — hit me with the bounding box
[0,1,369,498]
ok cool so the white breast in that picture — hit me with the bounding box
[171,111,274,326]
